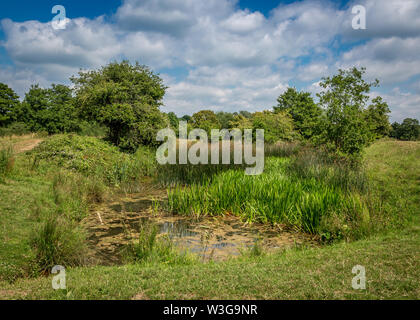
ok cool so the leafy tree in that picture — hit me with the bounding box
[190,110,220,135]
[252,111,296,143]
[390,118,420,141]
[180,115,192,122]
[228,114,252,131]
[167,112,179,129]
[0,83,20,127]
[216,111,235,129]
[364,96,391,139]
[19,84,79,134]
[274,87,322,140]
[317,67,380,159]
[71,61,168,151]
[238,110,252,118]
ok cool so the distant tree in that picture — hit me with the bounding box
[0,83,20,127]
[19,84,79,134]
[216,111,235,129]
[317,67,380,159]
[167,112,179,129]
[181,115,192,122]
[238,110,252,118]
[390,118,420,141]
[71,61,168,151]
[252,111,296,143]
[190,110,220,135]
[274,87,322,140]
[364,96,391,139]
[228,114,252,131]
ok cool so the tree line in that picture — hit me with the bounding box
[0,61,419,160]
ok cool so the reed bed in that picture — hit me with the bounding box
[167,158,368,235]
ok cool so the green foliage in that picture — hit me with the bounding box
[228,114,252,131]
[71,60,168,151]
[190,110,221,135]
[123,220,192,265]
[180,114,192,122]
[167,158,369,237]
[77,121,108,137]
[216,111,235,129]
[0,145,14,182]
[18,84,80,134]
[0,83,20,127]
[29,134,155,186]
[167,112,179,129]
[29,216,86,273]
[251,110,297,143]
[316,67,383,160]
[390,118,420,141]
[0,122,30,136]
[274,87,322,140]
[364,96,391,139]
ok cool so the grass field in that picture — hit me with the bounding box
[0,135,419,299]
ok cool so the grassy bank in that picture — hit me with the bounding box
[0,134,155,281]
[1,226,418,299]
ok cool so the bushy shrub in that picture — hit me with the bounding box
[29,216,87,273]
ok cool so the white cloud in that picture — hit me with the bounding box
[0,0,419,120]
[372,88,420,122]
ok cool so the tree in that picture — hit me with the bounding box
[252,111,296,143]
[180,115,192,122]
[167,112,179,129]
[190,110,220,135]
[71,61,168,151]
[364,96,391,139]
[19,84,79,134]
[216,111,235,129]
[317,67,380,159]
[228,114,252,131]
[390,118,420,141]
[0,83,20,127]
[274,87,322,140]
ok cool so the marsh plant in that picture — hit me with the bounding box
[123,220,193,265]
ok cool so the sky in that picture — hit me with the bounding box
[0,0,419,122]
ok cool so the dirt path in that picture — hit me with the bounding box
[0,134,43,154]
[13,138,43,153]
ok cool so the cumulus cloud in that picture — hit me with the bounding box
[372,88,420,122]
[0,0,419,120]
[341,0,420,40]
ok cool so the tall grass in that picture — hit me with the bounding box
[0,145,14,182]
[168,158,366,233]
[122,220,193,265]
[29,216,87,273]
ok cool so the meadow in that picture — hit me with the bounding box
[0,133,419,299]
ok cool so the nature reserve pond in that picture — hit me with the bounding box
[84,188,316,265]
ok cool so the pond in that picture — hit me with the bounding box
[84,190,315,265]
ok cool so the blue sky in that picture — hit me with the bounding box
[0,0,419,121]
